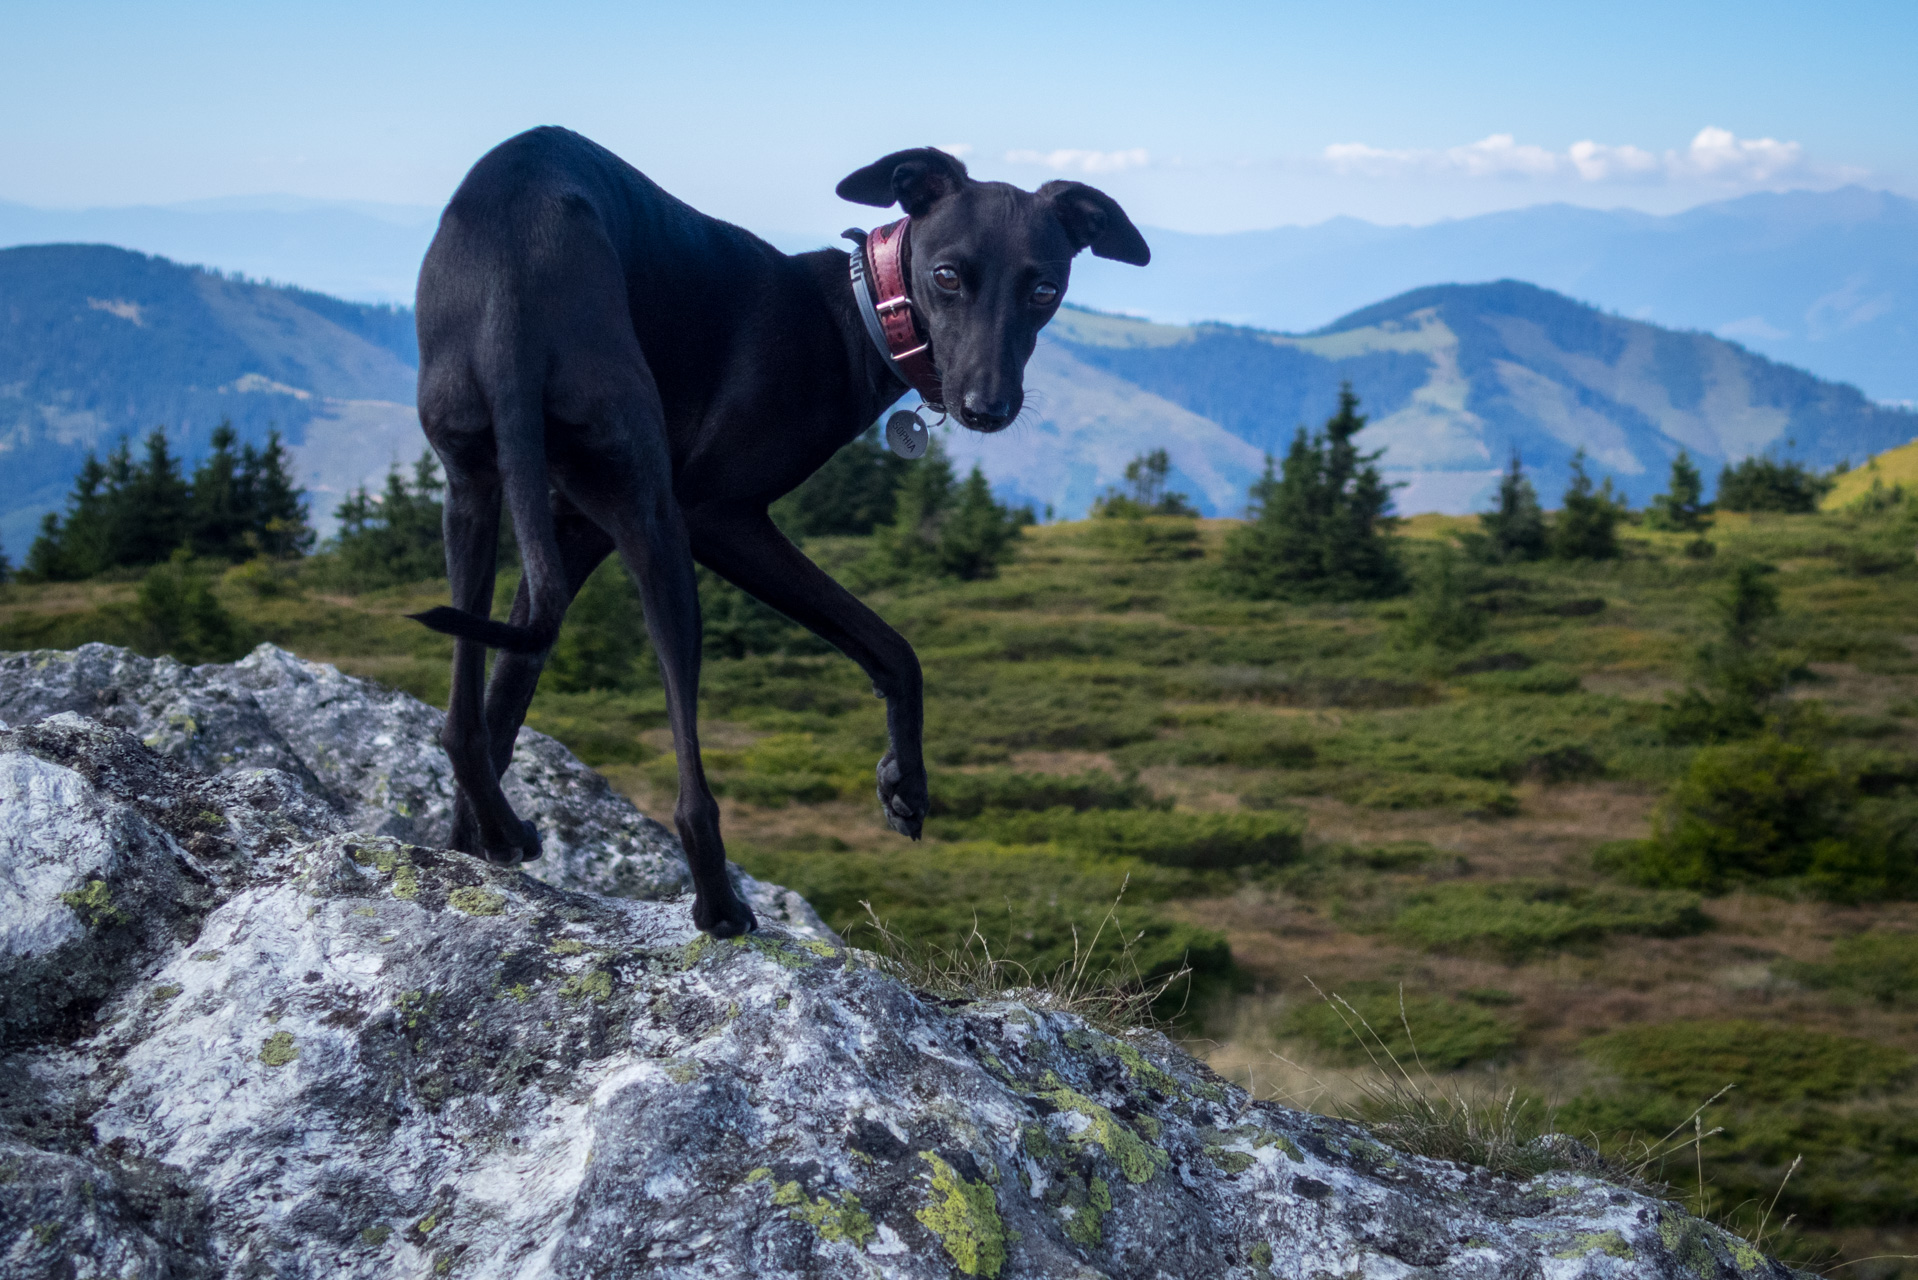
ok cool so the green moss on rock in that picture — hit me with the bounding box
[59,878,125,927]
[561,970,613,1002]
[1039,1080,1167,1184]
[448,886,505,916]
[1553,1230,1634,1260]
[259,1031,298,1067]
[916,1153,1006,1278]
[777,1185,875,1247]
[1061,1174,1111,1246]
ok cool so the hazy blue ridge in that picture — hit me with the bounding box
[5,185,1914,403]
[0,244,420,551]
[1066,186,1918,405]
[1040,280,1917,516]
[2,241,1914,550]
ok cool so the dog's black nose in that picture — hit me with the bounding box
[959,393,1013,431]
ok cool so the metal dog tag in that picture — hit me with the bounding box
[885,409,929,459]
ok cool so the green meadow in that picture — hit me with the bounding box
[7,501,1918,1271]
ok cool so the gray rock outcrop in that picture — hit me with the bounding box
[0,643,823,933]
[0,646,1795,1278]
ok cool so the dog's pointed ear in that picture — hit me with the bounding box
[836,148,970,216]
[1039,181,1151,266]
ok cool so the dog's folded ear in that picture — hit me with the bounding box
[837,148,970,216]
[1039,181,1151,266]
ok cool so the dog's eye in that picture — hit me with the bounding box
[932,266,961,292]
[1031,283,1060,307]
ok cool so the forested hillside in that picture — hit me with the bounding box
[0,244,418,550]
[1024,282,1917,517]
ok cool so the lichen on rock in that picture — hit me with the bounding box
[916,1152,1008,1277]
[0,645,1805,1279]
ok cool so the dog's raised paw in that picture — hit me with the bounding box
[875,752,927,840]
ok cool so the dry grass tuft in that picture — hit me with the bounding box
[855,879,1191,1033]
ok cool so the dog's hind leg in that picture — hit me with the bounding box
[553,407,755,937]
[428,376,573,864]
[448,497,617,856]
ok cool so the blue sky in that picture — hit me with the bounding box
[4,0,1913,234]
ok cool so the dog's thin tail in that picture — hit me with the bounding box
[409,605,557,654]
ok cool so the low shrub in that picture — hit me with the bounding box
[1120,723,1318,769]
[927,769,1160,819]
[926,679,1167,757]
[136,553,251,663]
[1238,769,1521,816]
[1583,1020,1912,1104]
[1162,669,1436,709]
[524,690,663,765]
[1344,773,1521,815]
[1085,515,1203,561]
[642,732,866,807]
[1386,880,1708,959]
[945,808,1305,869]
[1456,664,1582,697]
[1395,549,1486,651]
[1621,733,1918,899]
[1558,1089,1918,1232]
[1781,932,1918,1005]
[1278,985,1520,1070]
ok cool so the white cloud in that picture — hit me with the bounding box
[1567,140,1661,182]
[1325,134,1560,179]
[1322,127,1823,187]
[1674,126,1804,183]
[936,143,975,159]
[1004,148,1150,175]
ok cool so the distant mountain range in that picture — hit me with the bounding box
[1066,186,1918,406]
[0,196,438,305]
[1,243,1913,554]
[945,284,1914,519]
[0,244,421,553]
[6,185,1914,404]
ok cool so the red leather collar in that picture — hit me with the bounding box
[852,217,944,409]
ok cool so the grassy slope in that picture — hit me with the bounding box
[1829,438,1918,508]
[6,507,1918,1270]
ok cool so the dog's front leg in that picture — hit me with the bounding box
[687,506,929,838]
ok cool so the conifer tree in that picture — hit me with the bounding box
[1551,450,1623,560]
[1095,449,1197,518]
[1478,450,1548,562]
[119,429,192,566]
[1217,385,1403,600]
[1660,560,1796,743]
[1716,455,1832,513]
[25,424,314,580]
[1647,449,1711,533]
[189,423,249,559]
[867,436,1025,582]
[333,452,447,587]
[243,430,314,557]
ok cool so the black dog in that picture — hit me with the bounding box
[412,128,1148,936]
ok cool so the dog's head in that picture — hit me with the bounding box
[838,147,1149,433]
